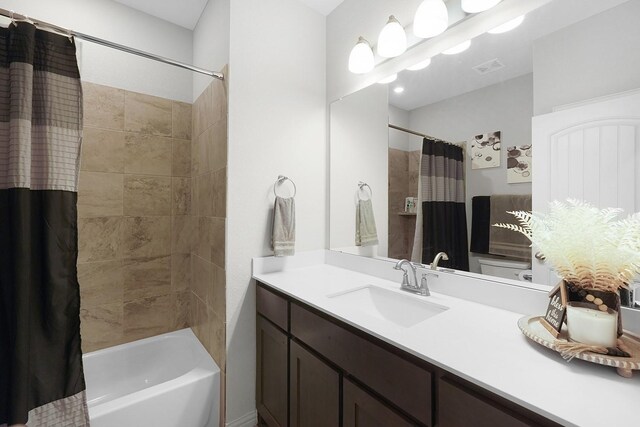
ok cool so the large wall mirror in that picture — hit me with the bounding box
[329,0,640,308]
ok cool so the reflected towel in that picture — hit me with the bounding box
[355,199,378,247]
[489,194,531,260]
[272,196,295,256]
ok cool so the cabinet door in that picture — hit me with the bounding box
[257,316,288,427]
[343,378,415,427]
[290,341,340,427]
[438,378,533,427]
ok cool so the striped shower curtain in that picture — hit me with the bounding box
[0,23,89,426]
[412,138,469,271]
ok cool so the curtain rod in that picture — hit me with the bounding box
[388,123,463,148]
[0,8,224,81]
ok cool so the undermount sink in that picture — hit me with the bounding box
[327,285,448,328]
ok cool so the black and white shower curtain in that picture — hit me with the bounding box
[412,138,469,271]
[0,23,89,426]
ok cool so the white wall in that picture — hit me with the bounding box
[330,84,389,257]
[533,0,640,114]
[226,0,326,424]
[2,0,194,102]
[409,73,533,273]
[388,105,411,151]
[192,0,230,100]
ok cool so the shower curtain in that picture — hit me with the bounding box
[411,138,469,271]
[0,23,89,426]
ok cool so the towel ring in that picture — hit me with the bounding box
[274,175,297,198]
[357,181,372,200]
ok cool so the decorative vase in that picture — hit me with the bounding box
[566,301,619,347]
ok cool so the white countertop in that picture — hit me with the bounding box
[253,255,640,427]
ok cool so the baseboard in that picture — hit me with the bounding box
[226,410,257,427]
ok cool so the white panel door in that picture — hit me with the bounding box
[532,91,640,286]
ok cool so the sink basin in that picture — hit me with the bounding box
[327,285,448,328]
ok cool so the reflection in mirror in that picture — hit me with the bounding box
[329,0,640,309]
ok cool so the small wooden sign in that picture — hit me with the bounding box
[541,281,568,338]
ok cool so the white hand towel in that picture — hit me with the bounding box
[355,199,378,246]
[272,196,295,256]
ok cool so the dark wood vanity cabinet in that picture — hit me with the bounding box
[289,341,340,426]
[257,315,289,427]
[256,282,560,427]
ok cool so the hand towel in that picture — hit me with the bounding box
[355,199,378,246]
[489,194,532,260]
[272,196,295,256]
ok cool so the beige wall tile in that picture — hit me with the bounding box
[210,117,228,171]
[172,101,192,140]
[172,177,191,216]
[81,303,123,353]
[81,128,125,173]
[389,148,409,174]
[124,133,172,176]
[190,292,210,348]
[78,171,123,218]
[123,256,171,301]
[173,290,190,330]
[210,264,225,319]
[122,216,171,258]
[78,217,122,262]
[172,215,193,254]
[206,308,225,370]
[194,216,212,261]
[210,79,227,128]
[83,82,125,130]
[212,168,227,218]
[123,293,173,342]
[211,217,225,268]
[195,173,212,217]
[124,175,171,216]
[191,254,213,304]
[172,138,191,177]
[171,253,191,291]
[192,93,203,140]
[124,91,172,136]
[78,260,124,308]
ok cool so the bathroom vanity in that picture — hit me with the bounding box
[253,251,640,427]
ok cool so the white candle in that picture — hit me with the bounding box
[566,303,618,347]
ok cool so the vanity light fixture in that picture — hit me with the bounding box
[488,15,525,34]
[393,87,405,94]
[442,40,471,55]
[461,0,502,14]
[407,58,432,71]
[377,15,407,58]
[413,0,449,39]
[348,36,375,74]
[378,74,398,84]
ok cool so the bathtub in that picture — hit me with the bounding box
[84,328,220,427]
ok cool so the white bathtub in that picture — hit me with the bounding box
[84,328,220,427]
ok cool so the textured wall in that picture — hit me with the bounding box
[388,148,419,260]
[77,82,192,353]
[189,73,228,373]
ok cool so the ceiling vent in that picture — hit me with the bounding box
[473,58,505,75]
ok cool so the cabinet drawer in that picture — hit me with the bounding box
[438,377,534,427]
[343,378,415,427]
[291,303,432,426]
[257,283,289,331]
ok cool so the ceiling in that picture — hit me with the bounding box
[114,0,344,29]
[389,0,629,111]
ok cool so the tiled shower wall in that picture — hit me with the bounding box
[77,82,192,352]
[188,75,227,372]
[388,148,420,260]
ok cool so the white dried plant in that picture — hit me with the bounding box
[494,199,640,292]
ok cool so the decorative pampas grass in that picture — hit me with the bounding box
[494,199,640,293]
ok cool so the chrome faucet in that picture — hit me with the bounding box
[430,252,449,270]
[394,259,429,296]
